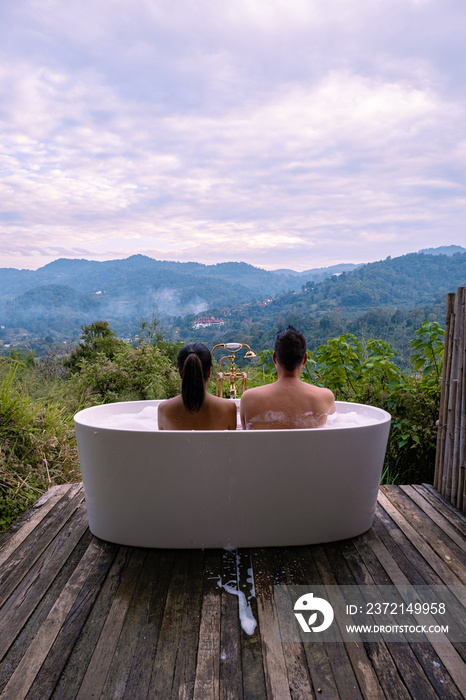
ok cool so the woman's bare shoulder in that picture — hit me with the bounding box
[210,394,236,410]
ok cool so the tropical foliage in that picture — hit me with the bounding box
[0,319,445,532]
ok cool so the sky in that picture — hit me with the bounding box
[0,0,465,272]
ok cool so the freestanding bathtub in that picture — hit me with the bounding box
[74,400,391,549]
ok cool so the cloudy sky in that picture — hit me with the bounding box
[1,0,465,272]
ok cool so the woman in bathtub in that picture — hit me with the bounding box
[158,343,237,430]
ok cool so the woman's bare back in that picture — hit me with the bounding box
[158,393,237,430]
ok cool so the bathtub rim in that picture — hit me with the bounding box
[73,398,391,432]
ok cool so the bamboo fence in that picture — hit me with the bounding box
[434,287,466,512]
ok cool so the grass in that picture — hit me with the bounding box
[0,361,80,532]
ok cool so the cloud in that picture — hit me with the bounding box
[0,0,465,271]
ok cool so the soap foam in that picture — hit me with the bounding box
[94,404,381,431]
[217,550,257,636]
[325,411,380,428]
[98,405,158,431]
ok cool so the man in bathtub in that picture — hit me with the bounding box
[240,326,335,429]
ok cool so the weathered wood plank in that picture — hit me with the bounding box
[328,539,412,700]
[401,485,466,554]
[123,549,175,699]
[0,538,108,700]
[281,546,340,700]
[266,548,315,700]
[219,549,244,700]
[237,550,267,700]
[251,548,292,700]
[51,545,135,700]
[193,550,222,700]
[0,500,89,662]
[372,502,439,585]
[25,538,119,700]
[146,550,193,699]
[0,484,466,699]
[382,486,466,579]
[98,548,172,700]
[312,544,384,700]
[0,483,84,603]
[413,484,466,537]
[357,524,466,697]
[170,549,205,700]
[0,485,73,568]
[74,547,147,699]
[351,532,446,700]
[377,491,466,590]
[0,527,93,694]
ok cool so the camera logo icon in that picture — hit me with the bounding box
[293,592,334,633]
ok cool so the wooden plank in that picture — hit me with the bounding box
[312,544,385,700]
[400,485,466,553]
[219,549,244,700]
[377,490,466,590]
[123,549,175,699]
[146,550,192,699]
[357,523,466,697]
[415,484,466,536]
[23,538,119,700]
[383,487,466,578]
[251,548,292,700]
[0,485,72,568]
[372,503,440,585]
[1,484,466,698]
[351,532,448,700]
[52,546,135,700]
[193,550,222,700]
[0,527,93,694]
[237,549,266,700]
[75,547,147,699]
[0,538,107,700]
[280,546,340,700]
[97,548,172,699]
[170,549,205,700]
[0,499,89,662]
[327,540,412,700]
[266,547,315,700]
[340,534,442,698]
[0,483,85,605]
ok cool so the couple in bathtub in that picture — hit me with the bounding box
[157,326,335,431]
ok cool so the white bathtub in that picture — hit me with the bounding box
[74,400,391,548]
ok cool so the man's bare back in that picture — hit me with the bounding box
[240,326,335,430]
[240,378,334,429]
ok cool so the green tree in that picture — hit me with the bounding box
[64,321,124,373]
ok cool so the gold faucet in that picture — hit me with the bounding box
[211,343,256,398]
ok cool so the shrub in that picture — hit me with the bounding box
[71,342,180,403]
[0,361,79,531]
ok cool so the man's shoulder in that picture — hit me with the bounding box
[241,384,274,401]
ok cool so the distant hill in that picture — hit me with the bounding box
[243,252,466,319]
[0,254,363,330]
[275,262,363,280]
[0,248,465,340]
[419,245,465,256]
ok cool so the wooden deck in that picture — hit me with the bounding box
[1,483,466,699]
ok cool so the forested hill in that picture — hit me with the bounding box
[283,251,466,314]
[0,248,465,344]
[162,250,466,357]
[182,250,466,326]
[0,255,359,304]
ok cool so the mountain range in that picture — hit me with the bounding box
[0,245,465,342]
